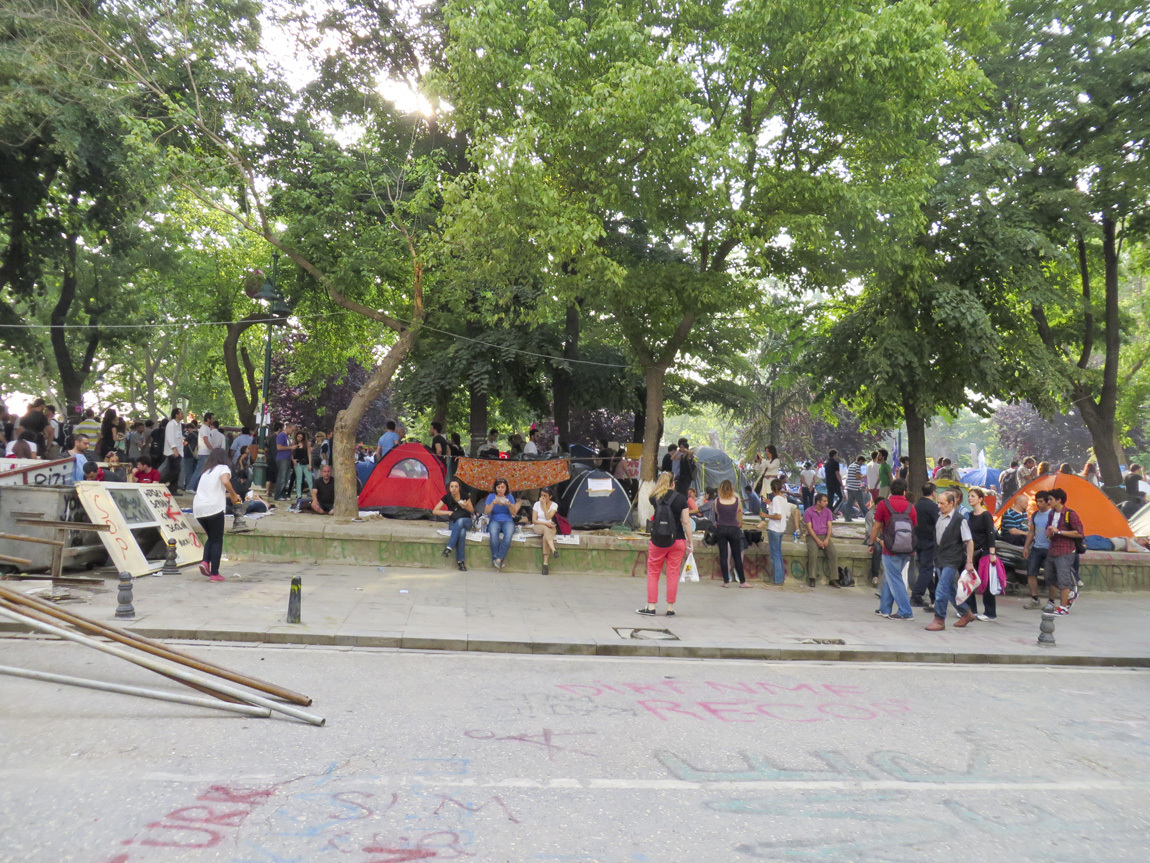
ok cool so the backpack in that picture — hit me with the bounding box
[1000,469,1018,500]
[650,493,678,548]
[882,500,915,554]
[1060,509,1087,555]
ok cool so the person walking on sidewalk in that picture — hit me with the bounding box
[638,472,692,617]
[714,480,748,587]
[926,489,977,630]
[965,487,999,621]
[868,478,917,619]
[802,493,840,587]
[192,448,242,582]
[484,478,520,571]
[1043,488,1084,616]
[162,408,184,496]
[844,455,867,521]
[434,478,475,571]
[910,482,939,609]
[1022,491,1055,609]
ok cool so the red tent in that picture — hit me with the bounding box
[357,442,446,512]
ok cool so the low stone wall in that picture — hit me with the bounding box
[216,516,1150,591]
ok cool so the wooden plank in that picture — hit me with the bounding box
[0,553,33,566]
[14,519,110,532]
[0,532,65,547]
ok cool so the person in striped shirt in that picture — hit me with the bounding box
[999,495,1030,547]
[844,455,868,522]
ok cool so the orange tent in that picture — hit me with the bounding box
[996,473,1133,538]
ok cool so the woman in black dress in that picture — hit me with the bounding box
[966,487,998,621]
[714,480,748,587]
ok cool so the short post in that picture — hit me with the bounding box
[115,571,135,619]
[160,539,180,577]
[1037,610,1056,647]
[287,575,301,624]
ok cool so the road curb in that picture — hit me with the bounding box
[2,621,1147,667]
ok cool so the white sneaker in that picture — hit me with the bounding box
[975,614,991,622]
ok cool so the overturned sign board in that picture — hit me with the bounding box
[74,482,202,576]
[0,457,74,487]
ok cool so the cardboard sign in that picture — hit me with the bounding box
[74,481,201,576]
[0,457,75,487]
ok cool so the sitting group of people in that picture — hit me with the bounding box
[434,478,562,574]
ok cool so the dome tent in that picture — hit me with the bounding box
[560,468,631,529]
[996,473,1133,539]
[690,446,748,496]
[357,442,446,517]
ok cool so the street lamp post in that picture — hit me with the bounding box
[250,252,289,488]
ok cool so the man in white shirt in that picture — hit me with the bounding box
[188,411,215,493]
[207,418,226,450]
[866,451,881,502]
[524,428,539,456]
[162,408,185,495]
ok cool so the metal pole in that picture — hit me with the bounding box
[0,584,313,706]
[0,604,325,726]
[252,251,279,489]
[0,665,271,717]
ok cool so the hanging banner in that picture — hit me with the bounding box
[74,482,202,576]
[0,457,75,487]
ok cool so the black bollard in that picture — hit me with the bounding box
[160,539,180,577]
[287,575,302,624]
[115,571,135,619]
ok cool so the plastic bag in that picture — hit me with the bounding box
[680,552,700,582]
[979,555,1007,596]
[955,568,980,605]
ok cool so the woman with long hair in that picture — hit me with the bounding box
[764,477,789,584]
[714,479,748,587]
[484,478,520,570]
[292,430,314,500]
[966,487,998,621]
[97,408,118,461]
[532,487,559,574]
[1081,462,1101,487]
[763,445,781,489]
[433,478,475,571]
[192,447,242,582]
[638,471,691,616]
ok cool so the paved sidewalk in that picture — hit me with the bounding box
[4,561,1148,667]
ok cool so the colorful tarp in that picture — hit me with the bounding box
[454,458,570,492]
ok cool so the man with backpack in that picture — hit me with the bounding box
[866,477,917,620]
[671,438,696,497]
[1043,487,1084,616]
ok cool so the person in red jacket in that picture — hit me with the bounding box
[866,478,918,620]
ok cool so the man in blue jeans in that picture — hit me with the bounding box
[867,478,917,619]
[1022,491,1055,609]
[925,489,977,630]
[273,421,294,500]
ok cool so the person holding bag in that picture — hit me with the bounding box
[433,479,475,571]
[638,472,692,617]
[965,487,999,621]
[531,487,560,574]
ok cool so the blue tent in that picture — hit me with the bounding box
[960,467,1002,490]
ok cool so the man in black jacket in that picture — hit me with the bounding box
[925,489,977,631]
[910,482,940,609]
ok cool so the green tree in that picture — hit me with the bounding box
[441,0,999,483]
[979,0,1150,487]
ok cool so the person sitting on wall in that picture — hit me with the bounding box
[310,463,335,514]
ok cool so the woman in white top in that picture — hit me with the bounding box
[763,445,781,486]
[764,478,790,585]
[192,448,242,582]
[532,487,559,574]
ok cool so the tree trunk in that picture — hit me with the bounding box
[469,385,488,456]
[639,365,666,481]
[904,399,927,504]
[224,314,271,431]
[431,389,449,429]
[552,302,580,443]
[49,233,99,415]
[633,384,647,443]
[1076,392,1122,494]
[331,329,418,517]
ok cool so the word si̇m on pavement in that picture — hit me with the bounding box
[554,680,911,724]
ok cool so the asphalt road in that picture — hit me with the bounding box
[1,639,1148,862]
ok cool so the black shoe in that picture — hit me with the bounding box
[666,610,676,617]
[636,607,656,616]
[457,561,467,571]
[807,577,816,587]
[442,546,451,558]
[542,563,549,575]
